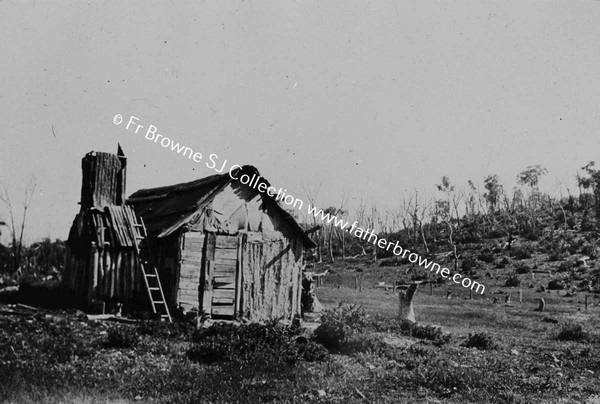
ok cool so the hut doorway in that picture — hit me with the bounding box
[179,231,241,319]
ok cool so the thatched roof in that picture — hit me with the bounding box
[127,165,316,248]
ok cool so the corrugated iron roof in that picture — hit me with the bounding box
[67,205,140,250]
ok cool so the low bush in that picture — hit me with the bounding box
[314,318,350,349]
[505,274,521,287]
[188,321,328,366]
[557,323,587,342]
[136,320,194,339]
[462,257,478,272]
[495,256,510,269]
[557,261,573,272]
[411,324,452,345]
[514,262,530,274]
[462,332,496,350]
[397,319,451,345]
[548,279,567,290]
[104,326,137,349]
[477,251,495,264]
[510,247,532,260]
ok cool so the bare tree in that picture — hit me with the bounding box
[0,176,37,272]
[302,181,323,262]
[407,190,429,253]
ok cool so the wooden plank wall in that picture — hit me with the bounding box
[178,231,205,311]
[211,234,239,318]
[63,244,142,303]
[241,233,303,322]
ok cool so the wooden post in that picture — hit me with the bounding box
[446,290,452,300]
[538,298,545,312]
[585,295,588,311]
[354,276,358,290]
[392,281,396,293]
[531,272,535,281]
[359,276,363,293]
[469,289,473,300]
[429,282,433,296]
[519,288,522,303]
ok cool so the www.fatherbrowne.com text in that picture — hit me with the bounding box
[114,114,485,295]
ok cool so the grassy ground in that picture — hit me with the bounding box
[2,239,600,403]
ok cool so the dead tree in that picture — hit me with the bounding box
[398,282,422,322]
[302,182,323,262]
[0,177,36,272]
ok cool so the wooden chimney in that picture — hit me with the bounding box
[80,146,127,209]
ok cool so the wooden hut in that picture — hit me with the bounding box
[128,165,315,321]
[63,148,315,322]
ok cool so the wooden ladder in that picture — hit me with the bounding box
[132,218,172,323]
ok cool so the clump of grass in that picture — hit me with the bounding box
[548,278,567,290]
[104,326,137,349]
[462,332,496,350]
[505,274,521,287]
[557,323,587,342]
[398,319,451,345]
[514,262,530,274]
[510,247,532,260]
[188,321,328,366]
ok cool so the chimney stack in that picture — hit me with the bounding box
[80,146,127,209]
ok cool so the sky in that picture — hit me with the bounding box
[1,0,600,244]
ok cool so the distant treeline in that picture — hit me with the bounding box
[304,163,600,263]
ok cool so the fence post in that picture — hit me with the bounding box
[519,288,522,303]
[585,295,589,311]
[354,276,358,290]
[429,282,433,296]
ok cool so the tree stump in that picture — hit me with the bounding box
[398,284,419,323]
[538,298,545,312]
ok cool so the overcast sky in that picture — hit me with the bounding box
[1,0,600,243]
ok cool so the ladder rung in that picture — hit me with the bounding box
[145,274,157,277]
[149,287,159,291]
[133,224,144,227]
[152,301,165,305]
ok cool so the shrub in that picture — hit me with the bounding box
[342,334,391,356]
[187,337,229,364]
[188,321,327,366]
[462,332,496,350]
[514,262,530,274]
[505,274,521,287]
[397,319,451,345]
[495,256,510,269]
[557,323,587,341]
[104,326,137,349]
[137,320,194,339]
[462,257,478,273]
[314,319,350,350]
[557,261,573,272]
[510,247,532,260]
[548,279,567,290]
[411,324,452,345]
[477,251,495,264]
[581,243,598,259]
